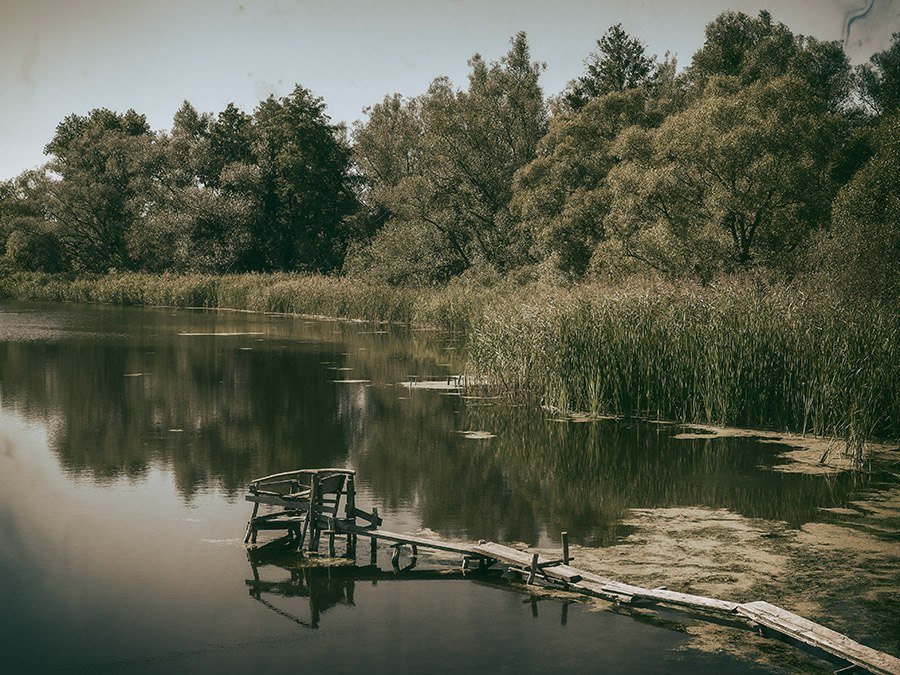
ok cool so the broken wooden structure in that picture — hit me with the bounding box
[244,468,381,551]
[245,469,900,675]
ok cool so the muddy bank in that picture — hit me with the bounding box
[674,423,899,474]
[529,489,900,671]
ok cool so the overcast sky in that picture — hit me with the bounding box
[1,0,897,180]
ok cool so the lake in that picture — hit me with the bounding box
[1,301,896,673]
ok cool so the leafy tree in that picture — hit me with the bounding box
[42,108,157,272]
[343,219,463,286]
[202,102,254,187]
[242,86,358,272]
[812,115,900,303]
[129,101,256,273]
[690,11,851,111]
[514,51,686,278]
[857,32,900,116]
[351,32,548,279]
[563,24,657,111]
[351,93,424,233]
[1,169,66,272]
[604,76,840,280]
[512,89,648,276]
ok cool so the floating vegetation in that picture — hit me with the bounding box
[178,331,265,336]
[456,430,497,440]
[400,379,462,391]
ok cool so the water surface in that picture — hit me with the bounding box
[0,301,895,673]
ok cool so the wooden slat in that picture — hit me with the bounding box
[318,473,345,495]
[737,601,900,675]
[366,530,488,557]
[245,493,310,509]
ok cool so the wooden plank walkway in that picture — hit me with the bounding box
[364,531,899,674]
[243,470,898,674]
[737,601,900,675]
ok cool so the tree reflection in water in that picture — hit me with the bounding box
[0,303,873,551]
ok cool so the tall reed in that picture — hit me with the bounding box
[469,281,898,459]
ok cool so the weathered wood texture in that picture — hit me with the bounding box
[737,602,900,675]
[368,529,488,556]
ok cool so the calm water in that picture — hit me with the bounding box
[0,301,891,673]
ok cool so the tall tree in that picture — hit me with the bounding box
[563,24,657,111]
[857,32,900,116]
[243,86,358,272]
[1,169,65,272]
[812,114,900,303]
[43,108,156,272]
[512,89,649,276]
[202,102,254,187]
[689,10,851,111]
[604,76,841,279]
[351,32,548,278]
[130,101,256,273]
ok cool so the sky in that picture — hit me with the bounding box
[1,0,898,180]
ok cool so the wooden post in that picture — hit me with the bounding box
[370,536,377,565]
[390,544,401,571]
[562,531,570,565]
[561,602,568,626]
[244,501,259,543]
[344,474,356,548]
[309,473,321,552]
[527,553,539,585]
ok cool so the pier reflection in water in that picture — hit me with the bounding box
[245,537,662,637]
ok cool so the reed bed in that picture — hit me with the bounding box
[0,272,507,332]
[469,282,898,460]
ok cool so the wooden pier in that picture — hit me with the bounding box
[245,468,900,675]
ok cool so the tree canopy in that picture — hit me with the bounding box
[562,24,657,111]
[1,13,893,300]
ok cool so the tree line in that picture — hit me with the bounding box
[2,11,897,300]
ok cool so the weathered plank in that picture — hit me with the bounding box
[367,530,489,557]
[473,542,739,613]
[245,493,310,509]
[737,601,900,675]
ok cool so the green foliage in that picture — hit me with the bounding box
[513,86,680,277]
[811,115,900,303]
[343,219,465,286]
[244,86,358,272]
[352,32,548,274]
[689,11,851,110]
[563,24,657,111]
[857,32,900,116]
[605,76,840,279]
[42,108,156,272]
[4,221,64,272]
[469,281,898,457]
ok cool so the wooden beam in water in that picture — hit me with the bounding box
[365,529,490,558]
[737,601,900,675]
